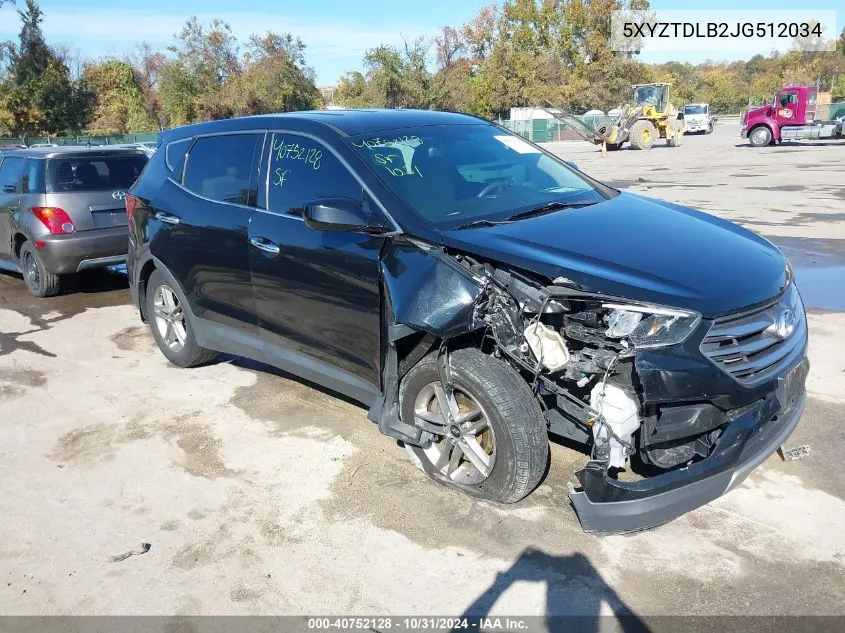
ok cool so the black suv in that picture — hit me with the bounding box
[128,110,807,533]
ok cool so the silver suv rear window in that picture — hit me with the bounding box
[46,155,148,193]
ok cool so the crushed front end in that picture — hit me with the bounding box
[467,260,808,533]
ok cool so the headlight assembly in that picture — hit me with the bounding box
[602,303,701,349]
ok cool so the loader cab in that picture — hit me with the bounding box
[633,83,669,114]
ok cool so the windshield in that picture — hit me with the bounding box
[684,105,706,115]
[633,86,666,111]
[348,124,606,229]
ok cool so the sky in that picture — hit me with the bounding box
[0,0,841,85]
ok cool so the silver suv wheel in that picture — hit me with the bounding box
[410,382,496,485]
[152,284,187,351]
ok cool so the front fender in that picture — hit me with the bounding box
[380,239,485,339]
[747,117,780,141]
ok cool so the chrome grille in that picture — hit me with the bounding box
[701,284,806,385]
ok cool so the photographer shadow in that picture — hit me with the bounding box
[460,549,650,633]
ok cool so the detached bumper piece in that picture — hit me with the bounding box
[570,360,808,533]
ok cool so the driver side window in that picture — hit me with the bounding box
[267,133,362,217]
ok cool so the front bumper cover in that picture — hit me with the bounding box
[570,358,808,533]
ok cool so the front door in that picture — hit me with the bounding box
[775,90,800,125]
[248,132,386,403]
[0,156,24,263]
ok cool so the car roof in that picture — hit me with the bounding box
[160,109,488,142]
[0,146,149,159]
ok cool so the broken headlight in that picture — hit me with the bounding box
[602,303,701,349]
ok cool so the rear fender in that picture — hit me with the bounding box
[9,209,49,253]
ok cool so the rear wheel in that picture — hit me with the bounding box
[400,348,548,504]
[19,241,61,298]
[749,125,772,147]
[145,269,218,367]
[628,120,656,150]
[667,129,682,147]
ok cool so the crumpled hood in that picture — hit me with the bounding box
[440,192,788,317]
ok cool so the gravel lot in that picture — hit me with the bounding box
[1,123,843,622]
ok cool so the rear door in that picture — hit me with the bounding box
[154,132,264,342]
[44,152,148,232]
[0,155,25,260]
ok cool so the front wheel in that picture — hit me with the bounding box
[749,125,772,147]
[400,348,548,503]
[628,120,656,150]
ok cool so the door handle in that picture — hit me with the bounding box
[155,212,181,225]
[250,236,280,255]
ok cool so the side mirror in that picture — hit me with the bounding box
[563,160,579,171]
[303,197,388,233]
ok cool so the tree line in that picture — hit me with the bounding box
[0,0,321,136]
[336,0,845,117]
[1,0,844,137]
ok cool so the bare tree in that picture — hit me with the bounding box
[51,43,86,80]
[127,42,167,130]
[435,26,464,70]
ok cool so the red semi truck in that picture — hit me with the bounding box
[741,85,845,147]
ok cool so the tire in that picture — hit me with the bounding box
[706,123,714,134]
[19,241,61,297]
[145,269,218,368]
[749,125,772,147]
[605,142,622,151]
[400,348,548,504]
[628,120,656,150]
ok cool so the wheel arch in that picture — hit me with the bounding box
[136,256,196,325]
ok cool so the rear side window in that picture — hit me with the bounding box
[21,159,45,194]
[0,157,25,194]
[183,134,261,206]
[46,155,148,193]
[165,138,192,174]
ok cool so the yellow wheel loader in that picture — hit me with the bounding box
[543,83,686,151]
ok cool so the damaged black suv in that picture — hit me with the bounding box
[127,110,808,533]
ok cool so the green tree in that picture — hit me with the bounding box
[82,60,156,134]
[159,17,241,123]
[3,0,87,134]
[222,32,322,115]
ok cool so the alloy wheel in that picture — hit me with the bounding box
[152,284,187,352]
[412,382,496,485]
[751,128,769,145]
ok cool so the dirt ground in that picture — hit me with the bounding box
[0,123,843,622]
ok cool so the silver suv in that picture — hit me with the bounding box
[0,146,149,296]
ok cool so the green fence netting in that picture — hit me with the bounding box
[0,132,160,147]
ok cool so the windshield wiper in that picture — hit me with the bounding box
[453,200,597,230]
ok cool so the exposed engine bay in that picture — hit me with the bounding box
[377,240,721,482]
[467,256,713,474]
[370,238,808,533]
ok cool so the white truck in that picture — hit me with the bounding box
[683,103,715,134]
